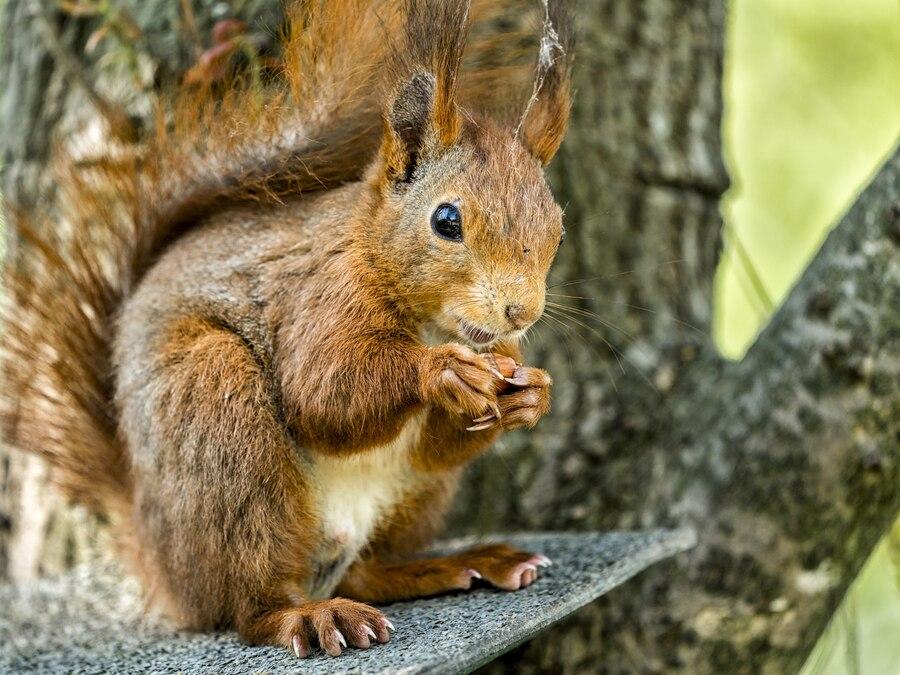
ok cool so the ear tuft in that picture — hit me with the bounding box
[516,0,574,165]
[380,0,469,184]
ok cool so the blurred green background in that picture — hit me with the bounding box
[718,0,900,673]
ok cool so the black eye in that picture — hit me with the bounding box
[431,203,463,242]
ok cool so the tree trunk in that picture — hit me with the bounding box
[0,0,97,581]
[1,2,897,674]
[0,0,279,581]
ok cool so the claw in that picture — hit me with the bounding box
[472,413,495,423]
[363,625,377,640]
[533,554,552,567]
[382,618,396,631]
[335,629,347,649]
[292,635,304,658]
[504,375,530,387]
[467,420,496,432]
[466,568,482,579]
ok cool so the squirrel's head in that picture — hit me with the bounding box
[357,0,573,349]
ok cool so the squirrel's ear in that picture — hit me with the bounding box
[380,0,468,184]
[516,0,574,166]
[382,71,461,183]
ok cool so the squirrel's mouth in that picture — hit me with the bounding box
[457,319,498,346]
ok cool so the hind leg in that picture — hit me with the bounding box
[338,543,551,603]
[337,353,552,604]
[337,474,550,603]
[120,316,392,656]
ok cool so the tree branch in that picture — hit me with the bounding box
[672,147,900,672]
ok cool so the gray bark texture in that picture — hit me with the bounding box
[0,0,97,583]
[1,1,897,674]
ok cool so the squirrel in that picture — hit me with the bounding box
[1,0,572,659]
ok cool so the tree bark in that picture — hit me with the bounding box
[0,0,96,581]
[1,1,897,674]
[0,0,279,581]
[482,150,899,675]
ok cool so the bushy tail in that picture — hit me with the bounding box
[0,0,557,518]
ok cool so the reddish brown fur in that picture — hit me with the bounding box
[338,543,550,602]
[1,0,573,658]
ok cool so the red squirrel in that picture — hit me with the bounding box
[1,0,572,658]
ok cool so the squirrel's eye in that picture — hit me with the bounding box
[431,203,463,242]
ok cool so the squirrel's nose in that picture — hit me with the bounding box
[505,303,530,330]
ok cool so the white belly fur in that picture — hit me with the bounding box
[309,410,427,598]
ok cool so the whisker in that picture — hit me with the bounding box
[545,301,676,371]
[544,308,625,375]
[546,294,706,336]
[546,292,594,300]
[539,312,619,393]
[531,316,578,382]
[544,306,659,393]
[541,315,588,374]
[547,259,686,290]
[547,307,627,376]
[545,301,641,347]
[545,305,653,370]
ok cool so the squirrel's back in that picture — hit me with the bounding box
[115,185,359,465]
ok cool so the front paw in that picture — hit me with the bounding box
[421,343,508,421]
[497,366,552,430]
